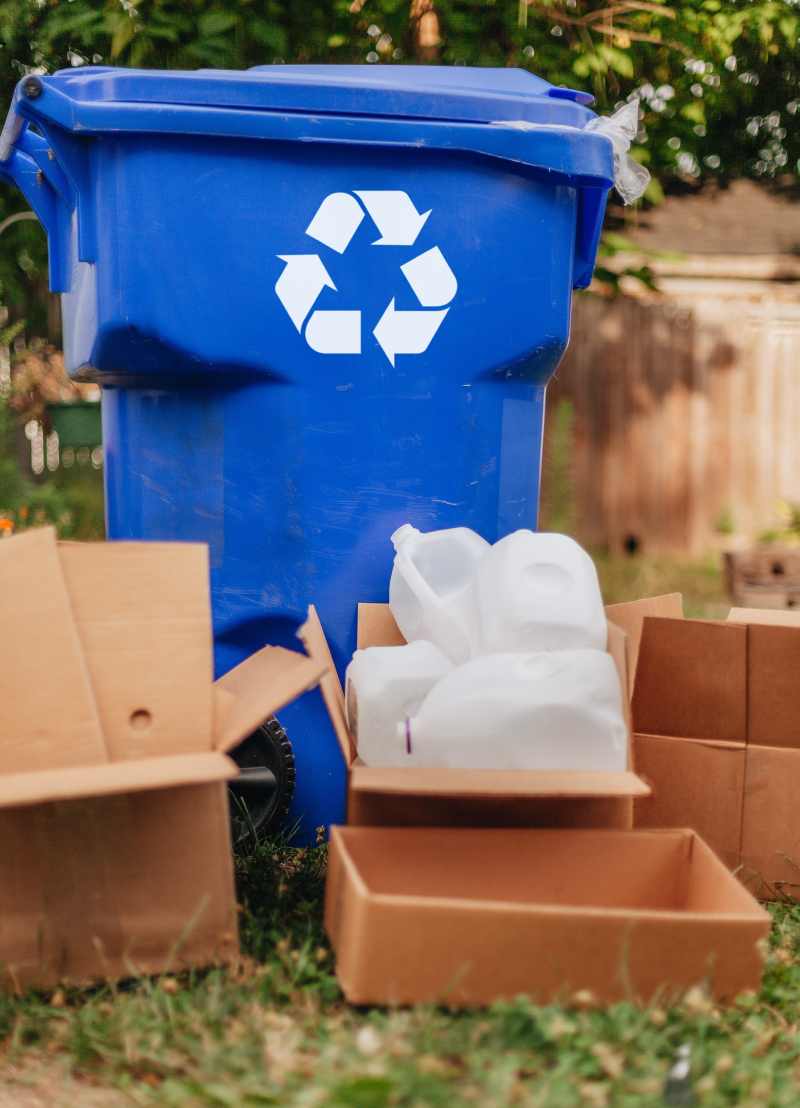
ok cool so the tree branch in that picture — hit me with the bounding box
[525,6,691,52]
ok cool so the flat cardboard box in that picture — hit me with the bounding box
[615,594,800,897]
[300,603,650,830]
[0,528,328,991]
[326,826,769,1006]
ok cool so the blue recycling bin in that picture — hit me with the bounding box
[0,65,614,841]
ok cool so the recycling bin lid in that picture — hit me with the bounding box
[13,64,615,189]
[44,64,596,129]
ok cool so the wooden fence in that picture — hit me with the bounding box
[547,256,800,554]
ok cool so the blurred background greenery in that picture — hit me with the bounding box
[0,0,797,561]
[0,0,797,329]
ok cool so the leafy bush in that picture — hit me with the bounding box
[0,392,104,540]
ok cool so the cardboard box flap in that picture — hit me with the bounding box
[59,541,215,761]
[632,616,747,744]
[349,766,650,799]
[213,645,328,754]
[298,606,354,764]
[728,607,800,627]
[747,623,800,749]
[214,686,236,738]
[0,527,108,772]
[357,603,405,649]
[605,594,684,689]
[606,620,632,758]
[0,751,236,811]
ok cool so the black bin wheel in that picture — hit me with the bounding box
[228,717,295,846]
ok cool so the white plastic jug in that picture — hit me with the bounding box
[475,531,607,654]
[345,641,453,766]
[402,649,627,771]
[389,523,490,664]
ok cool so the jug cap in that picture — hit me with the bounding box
[390,523,420,549]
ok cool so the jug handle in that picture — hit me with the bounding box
[0,97,69,292]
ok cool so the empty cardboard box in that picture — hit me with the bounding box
[612,594,800,898]
[0,527,327,991]
[326,826,769,1007]
[307,602,767,1005]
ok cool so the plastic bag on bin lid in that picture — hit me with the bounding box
[586,100,650,205]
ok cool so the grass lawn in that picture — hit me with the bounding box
[5,552,797,1108]
[595,550,730,621]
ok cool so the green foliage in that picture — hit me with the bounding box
[2,839,800,1104]
[591,229,675,292]
[714,505,736,536]
[0,0,796,321]
[758,499,800,546]
[235,826,340,1004]
[595,548,728,618]
[539,396,576,535]
[0,391,105,538]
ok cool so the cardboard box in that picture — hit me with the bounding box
[614,594,800,897]
[326,826,769,1006]
[312,601,766,1005]
[301,603,650,830]
[0,528,327,991]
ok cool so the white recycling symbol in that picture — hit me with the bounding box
[274,190,458,365]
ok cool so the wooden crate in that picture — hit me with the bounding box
[724,549,800,609]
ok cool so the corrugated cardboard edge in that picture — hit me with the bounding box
[297,606,354,765]
[0,752,237,810]
[348,766,650,799]
[606,620,632,766]
[213,644,328,754]
[728,607,800,627]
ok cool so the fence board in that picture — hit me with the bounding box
[547,267,800,553]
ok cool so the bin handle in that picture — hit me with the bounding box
[0,94,57,222]
[0,90,69,291]
[0,92,25,164]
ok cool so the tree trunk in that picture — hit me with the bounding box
[410,0,441,62]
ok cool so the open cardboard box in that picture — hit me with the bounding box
[326,826,769,1007]
[301,602,650,829]
[608,593,800,898]
[0,528,326,991]
[300,601,768,1005]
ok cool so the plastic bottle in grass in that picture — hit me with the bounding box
[345,641,453,766]
[476,531,607,654]
[389,523,489,664]
[401,649,627,771]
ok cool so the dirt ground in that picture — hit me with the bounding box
[0,1060,129,1107]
